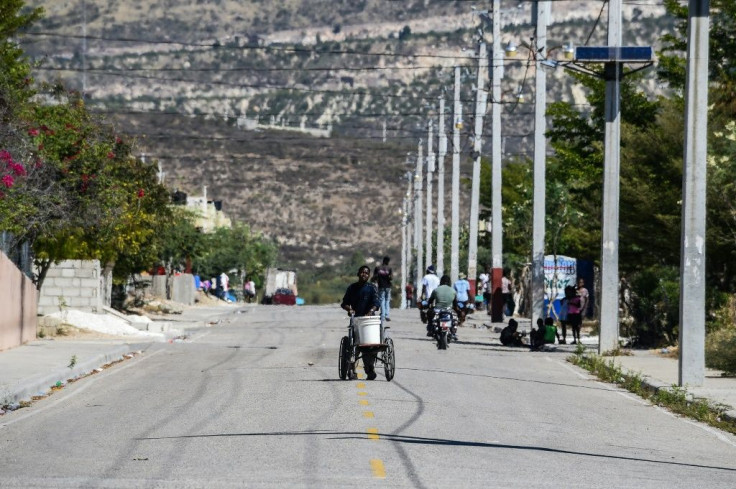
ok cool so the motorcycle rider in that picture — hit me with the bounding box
[420,265,440,324]
[341,265,380,380]
[426,274,458,340]
[453,272,472,324]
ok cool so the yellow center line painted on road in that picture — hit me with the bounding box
[367,428,380,440]
[357,391,367,396]
[356,382,366,388]
[370,459,386,478]
[359,399,369,406]
[363,411,374,418]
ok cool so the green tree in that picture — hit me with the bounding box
[194,223,277,285]
[26,89,171,287]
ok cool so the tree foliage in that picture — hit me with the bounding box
[1,4,278,292]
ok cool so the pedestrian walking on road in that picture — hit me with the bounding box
[501,269,515,317]
[244,278,256,303]
[479,266,491,315]
[405,282,414,308]
[372,256,393,322]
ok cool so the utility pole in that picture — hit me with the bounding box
[426,120,435,270]
[436,97,447,276]
[401,173,411,310]
[451,67,462,283]
[531,1,550,327]
[468,42,488,298]
[599,0,623,353]
[81,0,87,96]
[679,0,710,386]
[404,172,417,307]
[414,140,424,300]
[490,0,504,322]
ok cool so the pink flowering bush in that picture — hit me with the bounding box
[0,149,28,194]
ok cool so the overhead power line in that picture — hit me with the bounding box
[23,31,477,61]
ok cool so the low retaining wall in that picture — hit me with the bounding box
[0,251,38,351]
[38,260,112,315]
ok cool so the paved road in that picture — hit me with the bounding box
[1,305,735,488]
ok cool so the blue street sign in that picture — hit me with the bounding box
[575,46,653,63]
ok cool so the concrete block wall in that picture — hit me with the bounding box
[172,274,196,305]
[148,274,195,305]
[0,251,38,351]
[38,260,103,315]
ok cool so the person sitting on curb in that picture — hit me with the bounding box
[500,319,525,347]
[530,318,545,351]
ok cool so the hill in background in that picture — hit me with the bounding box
[19,0,674,272]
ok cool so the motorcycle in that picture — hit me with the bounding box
[454,301,474,325]
[419,300,430,324]
[431,307,458,350]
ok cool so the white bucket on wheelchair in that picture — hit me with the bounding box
[354,316,382,345]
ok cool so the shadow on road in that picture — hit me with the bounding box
[136,430,736,472]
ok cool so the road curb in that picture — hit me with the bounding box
[4,343,152,407]
[635,373,736,423]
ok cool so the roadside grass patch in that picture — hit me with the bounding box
[568,350,736,436]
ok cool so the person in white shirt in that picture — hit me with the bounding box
[478,267,491,314]
[419,265,440,325]
[421,265,440,302]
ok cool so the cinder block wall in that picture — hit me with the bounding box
[38,260,102,315]
[172,274,195,305]
[0,251,38,351]
[149,274,195,305]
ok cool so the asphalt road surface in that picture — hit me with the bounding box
[1,305,735,488]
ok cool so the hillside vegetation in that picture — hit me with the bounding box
[19,0,674,270]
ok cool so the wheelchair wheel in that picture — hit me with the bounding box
[339,336,351,380]
[383,338,395,381]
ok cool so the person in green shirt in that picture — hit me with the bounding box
[426,275,458,339]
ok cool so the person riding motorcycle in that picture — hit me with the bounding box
[425,274,458,340]
[453,272,472,324]
[419,265,440,324]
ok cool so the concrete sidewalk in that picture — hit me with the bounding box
[463,312,736,423]
[0,304,240,414]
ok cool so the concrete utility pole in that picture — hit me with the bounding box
[414,140,424,299]
[405,174,414,309]
[436,97,448,276]
[81,0,87,96]
[451,67,462,284]
[599,0,623,353]
[531,1,551,327]
[426,121,435,270]
[401,172,412,310]
[468,42,488,297]
[679,0,710,386]
[490,0,504,322]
